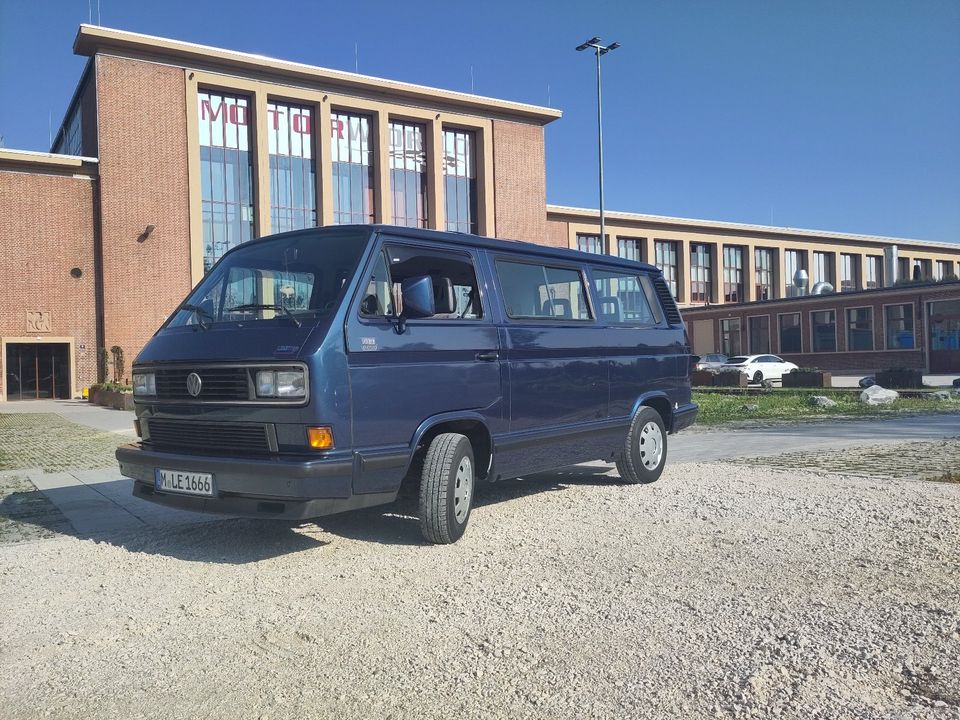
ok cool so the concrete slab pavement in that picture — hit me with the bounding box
[1,400,135,435]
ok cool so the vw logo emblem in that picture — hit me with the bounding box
[186,372,202,397]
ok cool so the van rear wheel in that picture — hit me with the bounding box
[616,406,667,484]
[419,433,475,544]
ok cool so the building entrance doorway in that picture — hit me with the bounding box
[929,300,960,373]
[4,343,71,400]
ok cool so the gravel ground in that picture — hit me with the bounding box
[1,458,958,720]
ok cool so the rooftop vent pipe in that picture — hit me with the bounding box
[810,281,835,295]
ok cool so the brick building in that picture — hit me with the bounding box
[1,25,959,400]
[681,280,960,374]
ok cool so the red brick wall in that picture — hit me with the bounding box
[544,219,569,248]
[0,170,98,398]
[492,120,547,243]
[95,54,192,370]
[681,282,960,373]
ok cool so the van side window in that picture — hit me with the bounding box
[385,245,482,319]
[496,261,593,321]
[359,251,394,317]
[591,269,660,325]
[638,274,665,325]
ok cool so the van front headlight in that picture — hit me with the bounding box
[133,372,156,396]
[256,369,306,398]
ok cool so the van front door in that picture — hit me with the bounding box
[345,240,503,494]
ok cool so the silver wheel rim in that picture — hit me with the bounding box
[638,421,664,470]
[453,456,473,523]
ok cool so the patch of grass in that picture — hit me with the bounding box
[693,389,958,426]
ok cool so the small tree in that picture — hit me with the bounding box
[110,346,125,384]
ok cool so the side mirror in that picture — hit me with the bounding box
[401,275,436,319]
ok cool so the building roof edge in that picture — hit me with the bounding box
[74,25,563,124]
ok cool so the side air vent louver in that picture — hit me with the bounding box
[652,276,684,326]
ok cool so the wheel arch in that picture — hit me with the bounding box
[630,392,674,432]
[405,412,494,481]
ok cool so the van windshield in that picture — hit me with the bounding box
[166,231,369,329]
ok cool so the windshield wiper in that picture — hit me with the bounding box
[180,303,213,331]
[226,303,302,328]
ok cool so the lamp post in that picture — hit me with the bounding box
[576,37,619,252]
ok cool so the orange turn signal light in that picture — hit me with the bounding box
[307,426,334,450]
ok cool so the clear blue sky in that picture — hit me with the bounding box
[1,0,958,241]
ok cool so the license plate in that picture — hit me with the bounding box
[154,469,215,497]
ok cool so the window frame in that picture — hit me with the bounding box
[882,302,916,351]
[493,255,596,324]
[587,266,664,328]
[719,317,743,357]
[844,305,874,352]
[354,238,489,325]
[777,311,803,354]
[810,308,838,353]
[747,314,772,355]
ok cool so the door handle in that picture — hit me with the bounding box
[476,351,499,362]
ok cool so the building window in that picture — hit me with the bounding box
[839,254,858,292]
[722,245,744,303]
[266,102,316,234]
[812,251,833,287]
[748,315,770,354]
[577,234,603,254]
[846,307,873,351]
[443,128,478,234]
[331,111,374,225]
[388,121,428,228]
[935,260,955,280]
[720,318,742,356]
[811,310,837,352]
[897,257,910,283]
[885,304,914,349]
[754,248,774,300]
[654,240,679,299]
[916,259,932,280]
[198,90,254,271]
[779,313,802,353]
[616,237,642,262]
[689,243,712,304]
[865,255,883,289]
[785,249,806,296]
[54,104,82,156]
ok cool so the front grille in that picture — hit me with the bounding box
[154,367,250,401]
[145,418,272,454]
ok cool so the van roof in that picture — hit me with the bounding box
[234,224,662,274]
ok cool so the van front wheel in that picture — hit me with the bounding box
[419,433,475,544]
[616,407,667,484]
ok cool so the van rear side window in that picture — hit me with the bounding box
[496,260,592,321]
[591,269,662,325]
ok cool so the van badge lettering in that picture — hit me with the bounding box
[186,373,203,397]
[360,337,377,351]
[274,345,298,356]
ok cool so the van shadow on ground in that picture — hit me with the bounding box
[313,464,619,546]
[0,465,619,561]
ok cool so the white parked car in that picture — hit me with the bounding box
[722,354,799,385]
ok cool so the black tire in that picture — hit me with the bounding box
[615,406,668,485]
[419,433,475,544]
[753,371,763,384]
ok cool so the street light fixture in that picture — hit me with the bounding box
[576,36,620,251]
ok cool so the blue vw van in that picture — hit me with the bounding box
[117,226,696,543]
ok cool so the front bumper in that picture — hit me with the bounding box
[670,402,698,433]
[116,444,396,520]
